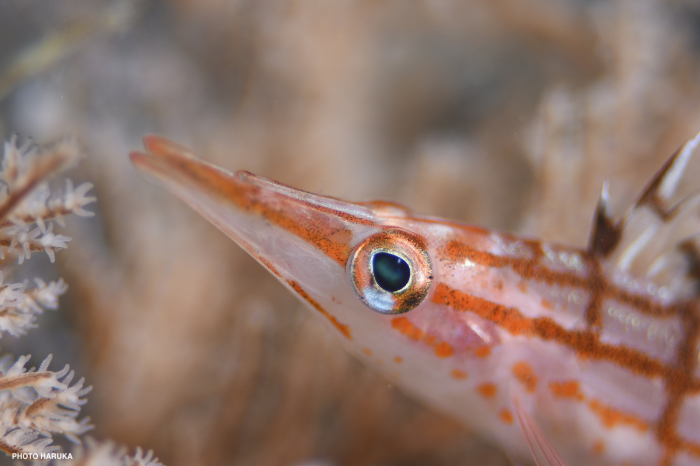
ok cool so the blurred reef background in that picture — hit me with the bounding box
[2,0,700,465]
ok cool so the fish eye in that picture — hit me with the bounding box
[348,228,433,314]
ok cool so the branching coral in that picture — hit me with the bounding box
[0,136,166,464]
[0,135,98,458]
[52,438,163,466]
[0,276,67,338]
[0,136,95,264]
[0,354,92,454]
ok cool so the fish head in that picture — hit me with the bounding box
[130,136,496,413]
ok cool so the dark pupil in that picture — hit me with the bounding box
[372,253,411,292]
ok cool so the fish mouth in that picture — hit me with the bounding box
[130,136,381,269]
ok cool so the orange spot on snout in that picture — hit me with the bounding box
[499,409,514,424]
[592,440,605,454]
[517,281,527,293]
[362,348,372,356]
[435,342,454,358]
[549,380,585,401]
[392,317,423,341]
[394,356,403,364]
[391,317,454,359]
[477,383,497,399]
[450,369,468,380]
[541,298,553,310]
[512,361,538,393]
[475,346,491,358]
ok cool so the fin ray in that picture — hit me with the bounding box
[512,393,568,466]
[588,132,700,298]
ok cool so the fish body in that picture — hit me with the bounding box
[131,134,700,466]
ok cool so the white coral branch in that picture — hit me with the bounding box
[8,179,96,231]
[129,446,164,466]
[49,438,165,466]
[37,223,71,263]
[0,273,68,338]
[0,136,94,263]
[0,136,36,187]
[0,354,92,456]
[32,278,67,310]
[0,136,104,461]
[61,179,97,218]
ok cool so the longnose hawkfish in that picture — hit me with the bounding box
[130,132,700,466]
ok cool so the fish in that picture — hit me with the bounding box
[130,132,700,466]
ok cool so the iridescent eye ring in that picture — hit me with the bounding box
[348,228,433,314]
